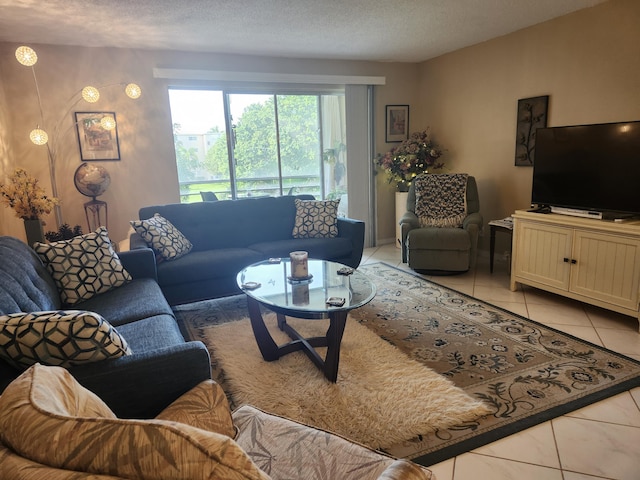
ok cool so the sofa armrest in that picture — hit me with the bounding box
[400,212,419,262]
[336,217,365,268]
[70,341,211,419]
[119,248,157,281]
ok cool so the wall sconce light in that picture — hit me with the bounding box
[15,45,142,226]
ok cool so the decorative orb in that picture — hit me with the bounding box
[100,115,116,130]
[29,128,48,145]
[82,86,100,103]
[74,163,111,199]
[15,46,38,66]
[125,83,142,99]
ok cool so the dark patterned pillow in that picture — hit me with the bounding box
[292,199,340,239]
[0,310,132,369]
[414,173,468,228]
[130,214,193,261]
[34,227,132,306]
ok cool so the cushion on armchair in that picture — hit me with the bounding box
[414,173,468,228]
[0,364,268,480]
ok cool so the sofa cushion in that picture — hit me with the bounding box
[0,236,62,315]
[130,213,193,261]
[34,227,132,306]
[0,311,131,370]
[157,248,263,287]
[157,380,236,439]
[75,278,173,328]
[0,364,269,480]
[292,199,340,238]
[248,237,353,261]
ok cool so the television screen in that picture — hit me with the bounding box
[532,121,640,216]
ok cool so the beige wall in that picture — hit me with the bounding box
[0,44,419,243]
[413,0,640,252]
[2,0,638,251]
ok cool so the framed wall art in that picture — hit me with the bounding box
[75,111,121,161]
[385,105,409,142]
[514,95,549,166]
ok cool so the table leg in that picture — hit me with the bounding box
[490,225,496,273]
[324,310,348,382]
[246,296,280,361]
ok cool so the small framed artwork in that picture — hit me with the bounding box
[385,105,409,142]
[75,112,121,161]
[514,95,549,166]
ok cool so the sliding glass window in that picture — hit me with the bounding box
[168,89,347,212]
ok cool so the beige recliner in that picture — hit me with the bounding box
[400,173,482,273]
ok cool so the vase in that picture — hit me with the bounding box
[24,219,45,246]
[395,191,409,249]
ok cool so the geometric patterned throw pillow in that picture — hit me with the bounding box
[292,199,340,239]
[130,213,193,261]
[0,311,132,370]
[34,227,132,306]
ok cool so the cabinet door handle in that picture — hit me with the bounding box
[571,259,577,264]
[563,258,569,263]
[563,258,577,264]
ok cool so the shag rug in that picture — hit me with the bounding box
[191,314,491,450]
[174,262,640,465]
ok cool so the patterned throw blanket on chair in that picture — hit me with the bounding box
[414,173,468,228]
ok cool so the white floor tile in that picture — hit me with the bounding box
[553,416,640,480]
[489,301,530,318]
[526,302,592,327]
[453,453,563,480]
[425,457,454,480]
[596,328,640,356]
[471,421,560,468]
[544,324,603,347]
[564,391,640,427]
[472,284,526,304]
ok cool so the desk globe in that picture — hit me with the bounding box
[74,163,110,231]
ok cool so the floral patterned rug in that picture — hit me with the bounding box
[174,262,640,466]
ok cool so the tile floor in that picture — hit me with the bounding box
[361,244,640,480]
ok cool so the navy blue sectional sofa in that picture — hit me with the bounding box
[0,236,211,418]
[132,195,365,305]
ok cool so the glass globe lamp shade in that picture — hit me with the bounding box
[82,86,100,103]
[125,83,142,99]
[15,46,38,66]
[30,128,48,145]
[100,115,116,130]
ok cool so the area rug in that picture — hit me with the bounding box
[174,262,640,466]
[193,314,491,449]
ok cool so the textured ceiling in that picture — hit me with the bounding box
[0,0,606,62]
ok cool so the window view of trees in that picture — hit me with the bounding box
[169,89,347,207]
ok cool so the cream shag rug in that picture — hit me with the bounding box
[203,314,491,450]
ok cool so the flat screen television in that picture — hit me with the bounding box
[531,120,640,219]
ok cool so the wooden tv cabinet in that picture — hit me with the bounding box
[510,210,640,331]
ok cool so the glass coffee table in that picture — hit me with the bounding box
[236,259,376,382]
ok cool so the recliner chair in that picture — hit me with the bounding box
[400,173,482,273]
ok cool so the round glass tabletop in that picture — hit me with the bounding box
[236,259,376,316]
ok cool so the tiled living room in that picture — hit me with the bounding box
[1,0,640,479]
[363,245,640,480]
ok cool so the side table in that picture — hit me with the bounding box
[488,217,514,273]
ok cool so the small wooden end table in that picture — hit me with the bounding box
[489,217,514,273]
[236,259,376,382]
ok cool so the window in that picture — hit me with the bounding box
[169,89,347,212]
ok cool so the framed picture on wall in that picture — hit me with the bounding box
[514,95,549,166]
[75,111,121,161]
[385,105,409,142]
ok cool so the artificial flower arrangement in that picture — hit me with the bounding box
[0,168,59,220]
[375,129,445,191]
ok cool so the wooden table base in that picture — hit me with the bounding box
[246,296,348,382]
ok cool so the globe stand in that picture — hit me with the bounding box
[84,198,108,232]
